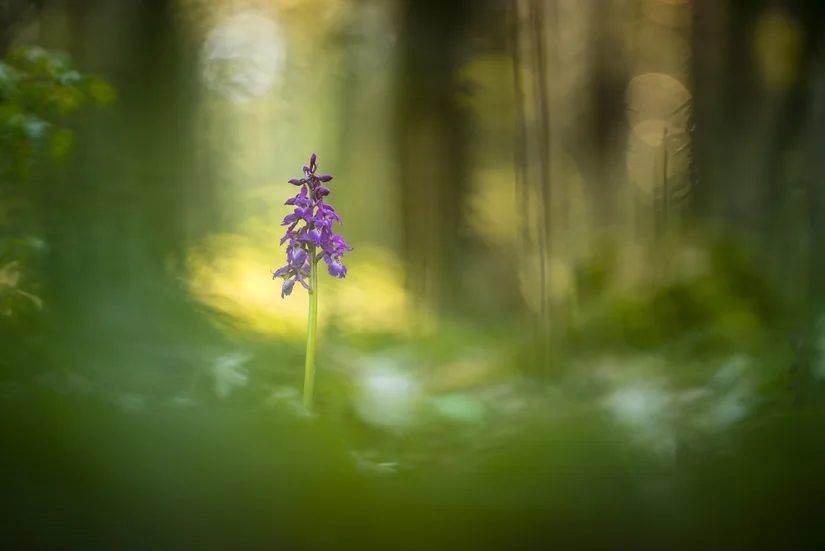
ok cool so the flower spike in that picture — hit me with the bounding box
[273,154,351,409]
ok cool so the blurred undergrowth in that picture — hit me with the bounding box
[0,45,114,319]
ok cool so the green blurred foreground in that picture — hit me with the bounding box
[3,365,825,549]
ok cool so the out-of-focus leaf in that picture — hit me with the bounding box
[58,70,82,86]
[48,86,83,116]
[0,261,21,288]
[85,79,117,105]
[0,63,19,95]
[48,128,73,161]
[21,116,48,140]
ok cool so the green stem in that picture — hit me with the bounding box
[303,245,319,409]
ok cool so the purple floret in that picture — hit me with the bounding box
[273,153,351,297]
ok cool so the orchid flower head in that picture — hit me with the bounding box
[273,153,350,297]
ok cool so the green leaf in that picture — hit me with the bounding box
[47,129,73,161]
[85,79,117,105]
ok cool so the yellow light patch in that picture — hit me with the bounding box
[186,219,424,337]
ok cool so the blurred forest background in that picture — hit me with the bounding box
[2,0,825,548]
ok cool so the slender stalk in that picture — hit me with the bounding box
[303,245,319,409]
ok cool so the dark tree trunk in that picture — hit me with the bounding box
[395,0,473,314]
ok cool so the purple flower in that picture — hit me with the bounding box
[281,277,296,298]
[324,255,347,278]
[273,153,351,297]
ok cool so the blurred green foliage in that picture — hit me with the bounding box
[0,45,114,179]
[0,45,113,319]
[568,236,789,359]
